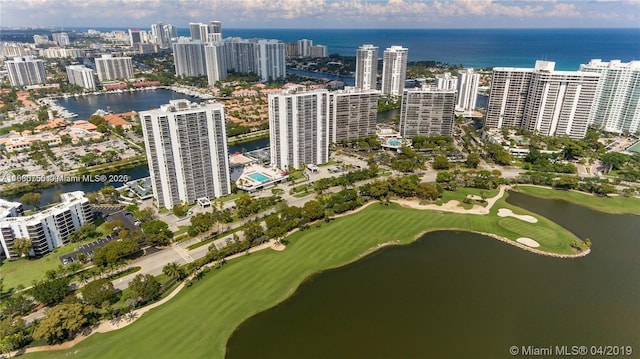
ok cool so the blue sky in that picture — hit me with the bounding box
[1,0,639,29]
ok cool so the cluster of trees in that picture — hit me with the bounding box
[390,146,425,173]
[141,220,173,245]
[514,172,617,195]
[92,236,141,267]
[311,166,380,194]
[485,143,512,165]
[411,135,456,152]
[436,169,504,191]
[360,176,441,201]
[188,207,233,237]
[68,223,101,243]
[338,136,382,152]
[523,148,577,173]
[235,195,281,218]
[377,96,402,113]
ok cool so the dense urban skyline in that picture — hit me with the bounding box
[1,0,639,29]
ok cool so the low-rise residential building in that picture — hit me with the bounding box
[0,191,93,259]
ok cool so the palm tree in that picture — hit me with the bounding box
[162,262,183,280]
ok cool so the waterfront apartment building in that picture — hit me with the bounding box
[435,72,458,90]
[579,59,640,134]
[221,38,286,82]
[269,89,330,169]
[52,32,70,46]
[381,46,408,96]
[207,21,223,42]
[140,100,230,210]
[129,29,143,46]
[151,22,169,48]
[0,42,29,58]
[0,192,93,259]
[298,39,313,57]
[255,39,286,82]
[5,56,46,87]
[205,42,227,85]
[40,47,83,59]
[66,65,96,89]
[456,68,480,112]
[329,87,379,143]
[399,87,456,138]
[189,21,222,43]
[172,40,206,78]
[94,54,134,81]
[485,60,600,139]
[355,44,378,91]
[309,45,328,58]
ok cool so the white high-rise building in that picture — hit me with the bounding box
[329,87,379,143]
[485,60,600,139]
[129,29,143,46]
[580,59,640,134]
[255,39,286,82]
[381,46,408,96]
[355,44,378,91]
[399,87,456,138]
[456,68,480,112]
[140,100,231,210]
[298,39,313,57]
[5,56,46,87]
[172,40,206,77]
[0,192,93,259]
[208,21,223,42]
[52,32,70,46]
[189,23,203,41]
[94,54,134,81]
[66,65,96,89]
[269,89,330,169]
[222,38,257,75]
[205,42,227,86]
[151,22,169,48]
[435,72,458,90]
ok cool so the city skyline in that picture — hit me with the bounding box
[2,0,639,29]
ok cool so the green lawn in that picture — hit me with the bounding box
[23,192,583,359]
[513,185,640,215]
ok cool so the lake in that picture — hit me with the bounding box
[226,192,640,358]
[55,89,200,120]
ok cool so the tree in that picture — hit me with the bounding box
[601,152,628,171]
[19,192,41,207]
[33,303,91,344]
[302,200,324,222]
[141,219,173,245]
[134,207,155,222]
[12,238,32,258]
[2,293,32,316]
[465,153,480,169]
[128,274,161,304]
[243,222,265,244]
[81,278,116,307]
[162,262,184,280]
[0,317,30,354]
[31,277,70,306]
[172,203,188,218]
[433,155,451,170]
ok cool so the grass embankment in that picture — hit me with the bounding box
[435,187,500,208]
[227,130,269,146]
[75,156,147,177]
[23,192,582,359]
[513,185,640,215]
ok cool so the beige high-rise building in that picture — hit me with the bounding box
[329,87,379,143]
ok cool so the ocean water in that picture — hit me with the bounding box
[213,28,639,70]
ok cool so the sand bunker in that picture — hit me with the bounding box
[516,237,540,247]
[497,208,538,223]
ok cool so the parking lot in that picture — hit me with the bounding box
[59,235,116,264]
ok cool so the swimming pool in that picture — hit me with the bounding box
[249,172,270,183]
[388,139,401,146]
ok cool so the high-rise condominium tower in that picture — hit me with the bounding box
[381,46,408,96]
[329,87,379,142]
[172,40,206,77]
[399,87,456,138]
[140,100,230,210]
[94,54,134,81]
[579,59,640,134]
[485,60,600,139]
[355,44,378,90]
[5,56,46,87]
[66,65,96,89]
[456,68,480,112]
[269,89,330,169]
